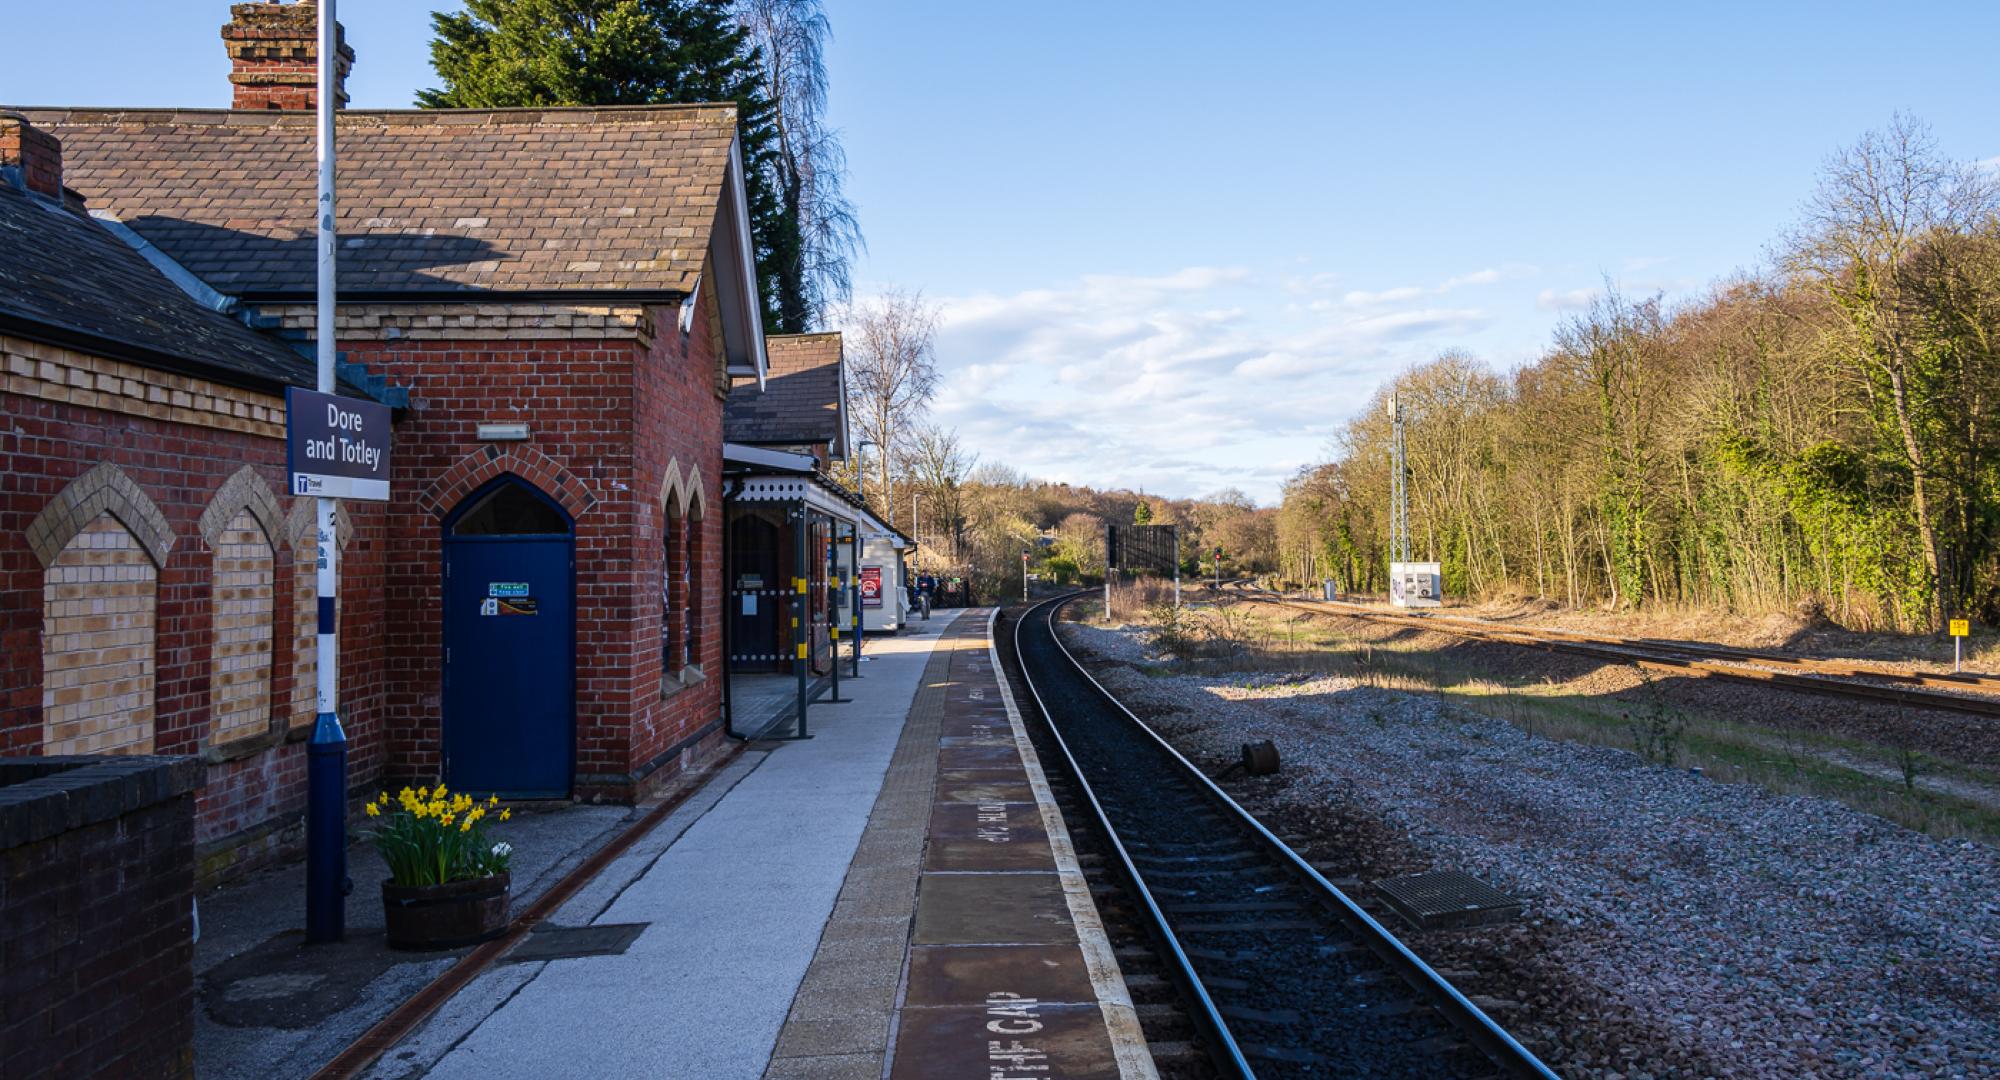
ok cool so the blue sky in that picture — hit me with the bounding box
[7,2,1999,502]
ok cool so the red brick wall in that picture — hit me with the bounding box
[343,298,725,801]
[1,757,203,1079]
[0,383,390,871]
[4,290,730,863]
[628,294,727,792]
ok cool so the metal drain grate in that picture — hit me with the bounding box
[503,922,649,963]
[1373,871,1522,930]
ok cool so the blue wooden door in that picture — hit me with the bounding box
[442,480,574,797]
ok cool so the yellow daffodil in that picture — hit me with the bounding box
[460,820,473,833]
[416,786,428,800]
[499,809,512,822]
[364,802,380,818]
[489,795,499,807]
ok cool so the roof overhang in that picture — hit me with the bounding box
[730,472,864,526]
[714,135,767,389]
[723,441,816,473]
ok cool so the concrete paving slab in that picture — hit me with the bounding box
[912,872,1075,944]
[889,1002,1122,1080]
[905,944,1099,1007]
[924,802,1057,871]
[390,610,965,1080]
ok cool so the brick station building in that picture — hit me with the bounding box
[2,2,776,875]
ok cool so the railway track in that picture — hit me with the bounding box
[1226,583,2000,720]
[1008,594,1556,1080]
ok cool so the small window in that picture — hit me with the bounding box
[662,512,680,677]
[451,481,568,536]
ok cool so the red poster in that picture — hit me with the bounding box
[859,566,883,608]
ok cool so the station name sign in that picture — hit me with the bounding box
[287,387,392,501]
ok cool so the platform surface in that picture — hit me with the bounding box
[371,609,1149,1079]
[766,609,1152,1080]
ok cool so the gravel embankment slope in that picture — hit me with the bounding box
[1061,620,2000,1079]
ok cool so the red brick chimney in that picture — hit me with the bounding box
[0,113,63,199]
[221,2,353,111]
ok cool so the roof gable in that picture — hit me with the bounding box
[19,105,739,300]
[724,332,844,451]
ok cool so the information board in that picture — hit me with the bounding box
[286,387,391,501]
[1106,524,1179,574]
[859,566,883,609]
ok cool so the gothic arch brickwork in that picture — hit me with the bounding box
[199,466,284,551]
[418,444,596,524]
[27,462,174,569]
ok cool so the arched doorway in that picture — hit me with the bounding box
[442,476,575,797]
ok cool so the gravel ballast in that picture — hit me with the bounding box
[1061,619,2000,1079]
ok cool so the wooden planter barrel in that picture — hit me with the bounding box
[382,872,511,950]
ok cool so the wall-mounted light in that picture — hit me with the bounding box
[477,422,530,442]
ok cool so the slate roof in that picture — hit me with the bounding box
[16,105,739,300]
[0,179,315,391]
[725,332,844,448]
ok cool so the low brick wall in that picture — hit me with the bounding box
[1,755,202,1079]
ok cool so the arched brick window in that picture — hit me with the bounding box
[209,510,275,746]
[203,467,283,749]
[29,465,173,757]
[663,498,688,680]
[42,514,159,755]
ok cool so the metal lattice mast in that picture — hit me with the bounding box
[1388,393,1411,564]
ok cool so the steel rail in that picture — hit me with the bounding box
[1014,594,1558,1079]
[1229,585,2000,720]
[1011,593,1255,1079]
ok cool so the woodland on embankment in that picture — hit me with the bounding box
[1278,118,2000,632]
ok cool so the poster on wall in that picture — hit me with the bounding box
[860,566,883,609]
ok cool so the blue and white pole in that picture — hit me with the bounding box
[305,0,349,945]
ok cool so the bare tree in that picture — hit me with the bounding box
[905,423,976,562]
[846,288,941,525]
[1787,114,1999,625]
[734,0,863,329]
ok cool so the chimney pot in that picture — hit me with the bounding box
[0,113,63,199]
[221,1,353,111]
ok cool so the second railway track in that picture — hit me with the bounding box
[1226,583,2000,719]
[1006,594,1556,1080]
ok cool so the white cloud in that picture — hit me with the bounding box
[894,264,1511,502]
[1439,267,1502,288]
[1536,286,1600,312]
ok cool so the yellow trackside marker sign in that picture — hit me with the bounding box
[1950,619,1969,637]
[796,643,808,659]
